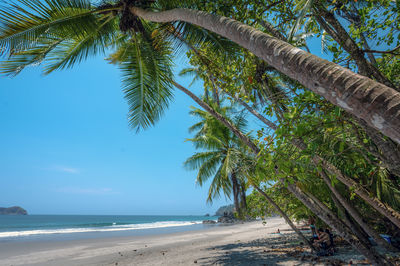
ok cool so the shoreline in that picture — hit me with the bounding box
[0,217,367,266]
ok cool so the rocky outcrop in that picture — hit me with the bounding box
[202,220,217,224]
[214,204,234,216]
[0,206,28,215]
[217,213,237,223]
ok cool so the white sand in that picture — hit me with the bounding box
[0,217,362,266]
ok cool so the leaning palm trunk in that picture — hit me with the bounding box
[131,7,400,145]
[306,189,379,252]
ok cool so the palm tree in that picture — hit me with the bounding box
[183,105,249,218]
[1,1,400,144]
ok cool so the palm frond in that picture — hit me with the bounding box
[187,134,226,151]
[207,165,232,203]
[0,0,120,75]
[43,14,117,74]
[183,151,221,171]
[109,23,174,131]
[178,66,201,87]
[196,153,224,186]
[0,0,110,56]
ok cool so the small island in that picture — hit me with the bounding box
[0,206,28,215]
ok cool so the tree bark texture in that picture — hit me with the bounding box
[131,7,400,145]
[315,163,395,251]
[286,182,390,266]
[231,172,241,217]
[239,182,247,214]
[330,193,372,245]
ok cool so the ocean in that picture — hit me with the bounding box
[0,215,218,242]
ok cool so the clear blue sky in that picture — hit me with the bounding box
[0,55,230,215]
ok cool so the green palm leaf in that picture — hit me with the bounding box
[184,151,221,171]
[207,165,232,203]
[0,0,120,75]
[43,14,118,74]
[109,22,174,131]
[0,0,107,56]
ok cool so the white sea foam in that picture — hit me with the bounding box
[0,221,203,238]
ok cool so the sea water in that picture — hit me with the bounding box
[0,215,218,242]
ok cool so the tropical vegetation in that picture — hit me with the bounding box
[1,0,400,264]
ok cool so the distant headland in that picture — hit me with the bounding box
[0,206,28,215]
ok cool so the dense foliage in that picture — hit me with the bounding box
[1,0,400,263]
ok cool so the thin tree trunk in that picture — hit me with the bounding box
[313,6,395,89]
[252,183,315,251]
[330,193,371,245]
[306,189,375,250]
[172,81,260,153]
[131,7,400,145]
[286,181,391,266]
[315,163,396,251]
[317,157,400,230]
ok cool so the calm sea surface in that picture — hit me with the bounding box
[0,215,218,242]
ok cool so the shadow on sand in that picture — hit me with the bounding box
[196,232,316,266]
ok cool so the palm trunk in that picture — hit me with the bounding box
[239,182,247,214]
[318,157,400,230]
[306,190,374,249]
[131,7,400,145]
[231,172,241,217]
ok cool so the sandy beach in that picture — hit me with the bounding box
[0,217,371,266]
